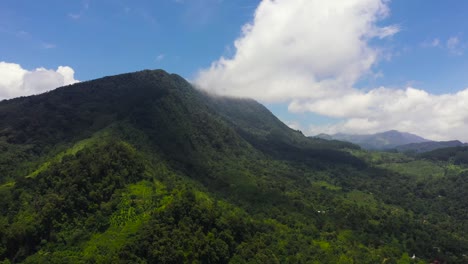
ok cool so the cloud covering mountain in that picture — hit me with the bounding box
[195,0,468,141]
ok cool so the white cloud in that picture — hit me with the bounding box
[302,87,468,141]
[421,38,440,48]
[68,13,81,19]
[422,36,465,56]
[196,0,398,102]
[285,120,303,131]
[41,42,57,49]
[0,62,79,100]
[156,54,165,62]
[68,1,89,20]
[195,0,468,141]
[446,36,463,55]
[447,37,459,49]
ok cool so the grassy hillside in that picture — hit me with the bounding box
[1,70,467,263]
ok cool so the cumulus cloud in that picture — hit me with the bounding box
[0,62,79,100]
[195,0,468,141]
[302,87,468,141]
[196,0,398,101]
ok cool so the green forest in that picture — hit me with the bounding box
[1,70,467,263]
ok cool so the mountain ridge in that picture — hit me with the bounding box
[396,140,468,153]
[1,69,467,263]
[315,130,430,150]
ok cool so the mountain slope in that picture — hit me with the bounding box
[420,146,468,165]
[0,70,247,183]
[1,70,467,263]
[0,70,363,184]
[396,140,468,153]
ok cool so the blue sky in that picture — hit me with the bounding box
[368,0,467,93]
[1,0,468,140]
[0,0,256,80]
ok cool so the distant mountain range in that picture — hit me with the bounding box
[396,140,468,153]
[314,130,467,152]
[314,130,429,150]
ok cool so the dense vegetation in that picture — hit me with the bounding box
[1,70,467,263]
[420,146,468,165]
[395,140,467,154]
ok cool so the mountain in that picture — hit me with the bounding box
[0,70,361,185]
[420,145,468,164]
[314,133,333,140]
[396,140,468,153]
[316,130,430,150]
[1,70,467,263]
